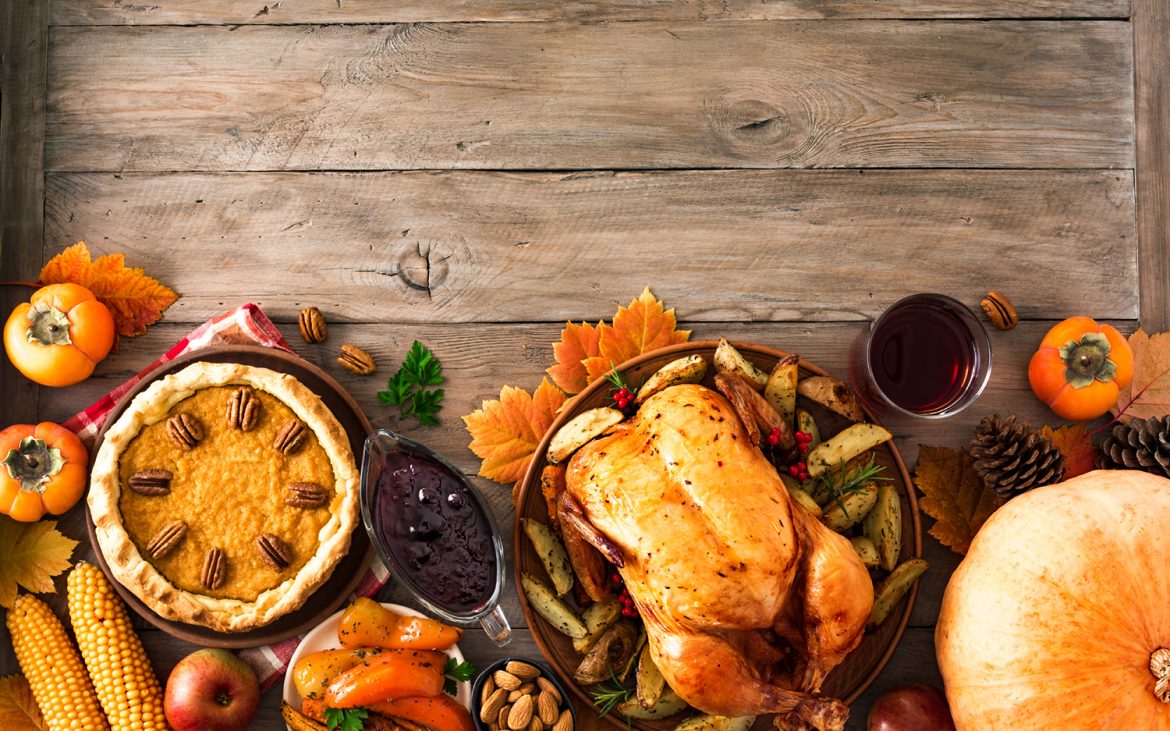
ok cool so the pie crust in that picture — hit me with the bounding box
[88,361,360,633]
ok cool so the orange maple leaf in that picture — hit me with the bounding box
[39,242,178,337]
[1113,329,1170,422]
[0,675,45,730]
[547,321,602,394]
[463,378,566,484]
[915,445,1003,555]
[596,287,690,371]
[1041,423,1098,480]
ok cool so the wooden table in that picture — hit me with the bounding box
[1,0,1166,729]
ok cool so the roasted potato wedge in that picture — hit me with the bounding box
[849,536,881,569]
[869,558,928,627]
[764,355,799,428]
[539,464,567,532]
[637,354,708,404]
[522,518,574,597]
[713,338,768,390]
[618,688,689,720]
[863,482,903,571]
[572,597,623,654]
[636,642,666,708]
[547,407,625,464]
[575,621,640,685]
[806,424,893,478]
[676,714,755,731]
[283,702,329,731]
[714,372,794,449]
[521,572,587,639]
[620,628,647,682]
[821,483,880,532]
[787,485,823,518]
[796,376,866,423]
[796,408,821,448]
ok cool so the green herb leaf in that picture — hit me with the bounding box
[589,670,633,718]
[819,453,891,518]
[443,657,477,695]
[376,341,445,427]
[324,707,369,731]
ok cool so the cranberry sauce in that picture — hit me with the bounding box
[374,450,497,614]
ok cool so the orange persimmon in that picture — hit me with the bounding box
[324,650,446,709]
[1028,317,1133,421]
[338,597,462,651]
[367,694,475,731]
[0,422,88,521]
[4,283,115,387]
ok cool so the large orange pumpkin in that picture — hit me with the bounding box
[937,470,1170,730]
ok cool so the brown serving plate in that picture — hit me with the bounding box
[514,340,923,729]
[85,344,375,649]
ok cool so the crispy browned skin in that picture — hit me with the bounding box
[564,384,872,730]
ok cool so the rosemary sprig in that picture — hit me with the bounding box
[589,671,633,718]
[603,364,632,393]
[819,453,891,519]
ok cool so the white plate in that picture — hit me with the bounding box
[283,602,473,729]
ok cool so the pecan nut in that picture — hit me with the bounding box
[166,413,204,449]
[226,386,261,431]
[256,533,292,570]
[298,306,328,344]
[201,548,226,590]
[273,419,308,454]
[980,290,1019,331]
[146,520,188,559]
[128,469,173,496]
[286,481,330,509]
[338,344,376,376]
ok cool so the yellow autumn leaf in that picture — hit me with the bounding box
[547,321,602,395]
[40,241,179,337]
[915,446,1003,555]
[0,517,79,609]
[0,676,45,730]
[596,287,691,368]
[463,378,566,485]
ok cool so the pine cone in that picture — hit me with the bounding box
[969,414,1066,500]
[1097,415,1170,477]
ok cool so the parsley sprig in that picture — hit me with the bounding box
[377,341,445,427]
[324,707,368,731]
[819,453,891,518]
[443,657,477,695]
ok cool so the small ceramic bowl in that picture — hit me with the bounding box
[470,656,577,731]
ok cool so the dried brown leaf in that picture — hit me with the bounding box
[915,445,1003,555]
[1113,329,1170,422]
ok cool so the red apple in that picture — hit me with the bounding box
[165,648,260,731]
[868,684,956,731]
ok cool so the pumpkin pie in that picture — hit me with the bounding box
[88,361,360,633]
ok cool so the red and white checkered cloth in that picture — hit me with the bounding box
[66,304,390,691]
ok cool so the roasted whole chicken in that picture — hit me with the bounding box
[560,383,874,731]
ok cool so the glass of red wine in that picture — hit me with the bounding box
[849,293,992,419]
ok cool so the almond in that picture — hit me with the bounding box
[480,676,497,704]
[506,660,541,681]
[498,706,511,729]
[494,670,522,691]
[508,689,526,703]
[551,709,573,731]
[537,690,558,725]
[536,677,561,705]
[507,695,534,731]
[479,688,506,723]
[528,717,544,731]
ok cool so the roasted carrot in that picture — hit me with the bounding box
[293,647,385,700]
[338,597,463,651]
[324,650,446,708]
[368,695,476,731]
[301,697,329,723]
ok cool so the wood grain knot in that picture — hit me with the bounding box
[719,100,791,145]
[393,241,450,298]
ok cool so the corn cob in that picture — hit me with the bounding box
[67,563,170,730]
[7,593,111,730]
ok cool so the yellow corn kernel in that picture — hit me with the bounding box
[67,563,170,730]
[7,593,111,730]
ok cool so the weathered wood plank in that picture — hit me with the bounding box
[49,0,1133,25]
[1,0,48,424]
[43,170,1138,323]
[1134,0,1170,331]
[44,22,1134,172]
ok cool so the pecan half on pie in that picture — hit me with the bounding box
[88,362,360,632]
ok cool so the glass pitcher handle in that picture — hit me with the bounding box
[479,604,512,646]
